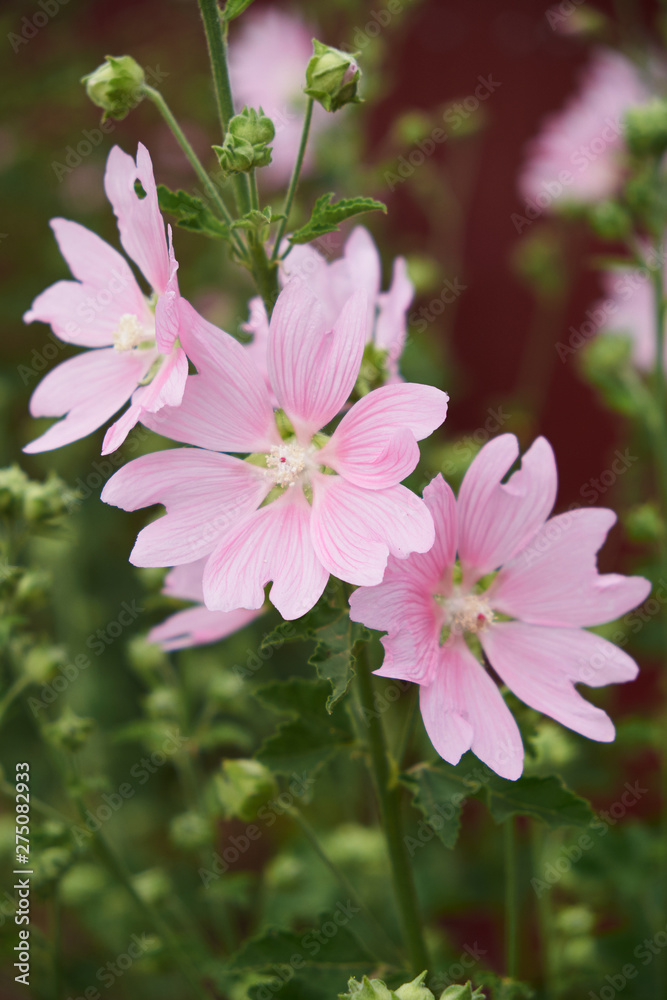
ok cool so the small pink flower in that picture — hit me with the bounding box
[596,257,663,370]
[102,280,448,620]
[24,143,189,456]
[243,227,413,391]
[148,558,264,651]
[350,435,651,780]
[519,49,648,208]
[228,8,330,186]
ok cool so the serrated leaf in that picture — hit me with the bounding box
[309,614,359,712]
[227,920,374,972]
[484,774,594,829]
[222,0,256,22]
[157,184,229,240]
[255,678,355,776]
[289,193,387,245]
[399,763,472,850]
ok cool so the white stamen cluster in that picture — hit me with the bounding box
[113,314,146,352]
[266,442,307,487]
[438,593,496,635]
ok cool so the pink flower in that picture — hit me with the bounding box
[228,8,330,186]
[23,143,189,456]
[596,257,663,370]
[148,558,264,651]
[243,227,413,391]
[519,49,648,209]
[102,280,448,620]
[349,435,651,780]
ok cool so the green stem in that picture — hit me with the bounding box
[530,823,557,1000]
[504,818,518,980]
[355,641,430,975]
[395,684,419,766]
[286,804,400,962]
[272,97,315,262]
[0,673,33,726]
[249,169,259,211]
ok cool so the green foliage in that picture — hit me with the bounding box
[215,758,278,821]
[289,192,386,244]
[157,184,230,239]
[399,763,468,849]
[483,774,594,829]
[222,0,257,23]
[255,678,355,776]
[472,972,534,999]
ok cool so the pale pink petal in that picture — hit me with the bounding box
[154,228,181,353]
[327,227,381,331]
[23,348,151,454]
[375,627,441,686]
[318,384,448,489]
[241,295,273,397]
[457,435,557,585]
[102,347,188,455]
[24,219,148,347]
[374,256,413,377]
[420,638,524,779]
[163,559,208,603]
[310,475,435,586]
[148,605,262,651]
[489,507,652,626]
[481,622,636,741]
[268,282,367,441]
[203,488,328,620]
[143,299,280,453]
[101,449,270,566]
[104,143,170,294]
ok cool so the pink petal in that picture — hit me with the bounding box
[267,282,367,441]
[481,622,636,741]
[374,256,413,376]
[148,605,262,651]
[143,299,280,453]
[104,143,170,294]
[400,473,458,590]
[489,507,652,627]
[318,383,448,489]
[23,348,150,454]
[102,346,188,455]
[241,295,273,397]
[163,559,208,603]
[203,487,328,620]
[457,435,557,586]
[101,448,270,567]
[24,219,147,347]
[419,638,524,779]
[310,474,435,586]
[154,228,181,354]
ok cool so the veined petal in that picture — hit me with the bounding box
[374,255,413,373]
[420,639,524,779]
[24,348,150,454]
[458,434,557,585]
[104,143,170,294]
[148,605,262,652]
[143,299,280,453]
[24,219,148,346]
[318,383,448,489]
[481,622,636,741]
[154,228,181,353]
[101,448,270,567]
[268,281,367,441]
[310,475,435,586]
[203,487,328,620]
[489,507,652,627]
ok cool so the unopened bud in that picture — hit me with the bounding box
[305,40,361,112]
[214,106,275,173]
[625,99,667,158]
[82,55,145,121]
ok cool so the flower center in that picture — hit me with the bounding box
[436,592,495,636]
[113,313,148,352]
[266,442,307,487]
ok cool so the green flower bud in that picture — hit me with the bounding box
[625,99,667,158]
[395,972,435,1000]
[34,847,72,891]
[132,867,171,904]
[143,686,181,720]
[439,984,486,1000]
[22,474,79,524]
[305,40,362,113]
[215,758,277,821]
[82,55,145,122]
[588,200,632,240]
[339,976,394,1000]
[626,502,664,544]
[169,811,213,851]
[23,644,67,683]
[213,107,275,174]
[0,465,29,516]
[44,709,95,752]
[15,570,51,607]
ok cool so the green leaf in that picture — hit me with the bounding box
[222,0,256,22]
[157,184,229,240]
[289,193,387,245]
[255,678,355,776]
[230,207,284,242]
[484,774,594,829]
[473,971,534,999]
[399,763,473,850]
[309,614,360,713]
[214,759,277,821]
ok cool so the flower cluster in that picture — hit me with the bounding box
[24,141,650,779]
